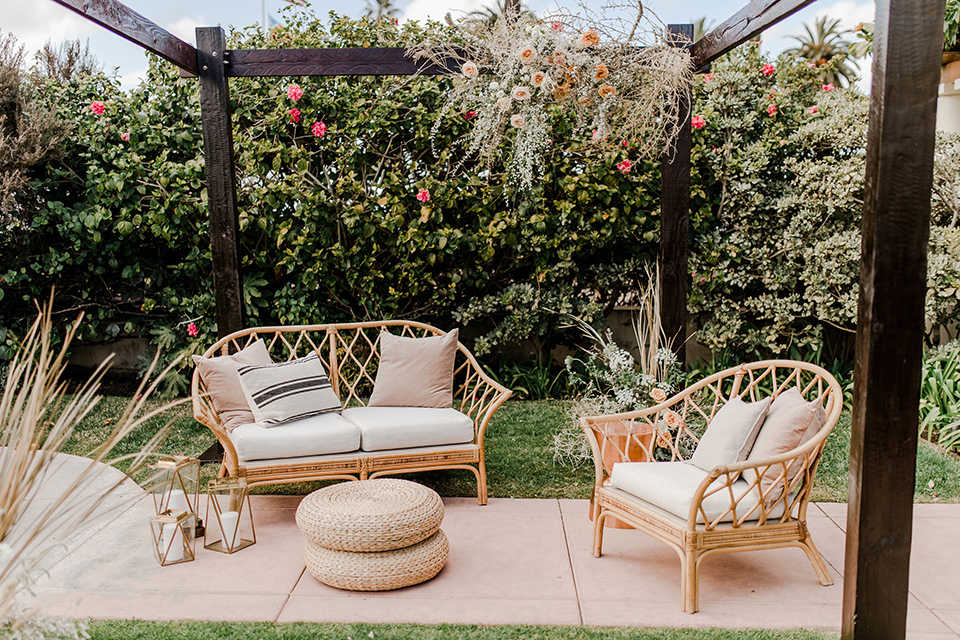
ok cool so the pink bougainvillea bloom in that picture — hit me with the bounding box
[89,101,105,115]
[289,108,301,124]
[808,105,820,115]
[120,132,130,142]
[616,159,632,174]
[416,188,430,203]
[287,84,304,102]
[187,322,199,337]
[767,103,777,116]
[691,115,706,129]
[591,129,602,141]
[822,83,835,91]
[463,110,477,120]
[761,63,775,76]
[621,139,629,148]
[311,121,327,137]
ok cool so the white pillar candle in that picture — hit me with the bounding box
[166,489,188,512]
[219,510,240,551]
[161,523,184,563]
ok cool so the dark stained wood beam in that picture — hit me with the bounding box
[50,0,198,74]
[692,0,815,68]
[196,27,244,338]
[224,47,455,77]
[842,0,944,637]
[659,24,694,364]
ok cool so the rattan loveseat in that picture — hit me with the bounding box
[192,321,511,504]
[581,360,843,613]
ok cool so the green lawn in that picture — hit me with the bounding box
[65,398,960,502]
[86,620,837,640]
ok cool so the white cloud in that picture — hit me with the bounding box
[163,16,209,44]
[0,2,97,55]
[118,67,148,91]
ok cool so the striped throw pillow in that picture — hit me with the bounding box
[237,352,342,427]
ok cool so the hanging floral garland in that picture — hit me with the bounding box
[406,1,694,190]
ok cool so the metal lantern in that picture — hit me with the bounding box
[148,455,200,525]
[149,510,196,566]
[205,477,256,554]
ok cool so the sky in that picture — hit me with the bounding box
[0,0,873,92]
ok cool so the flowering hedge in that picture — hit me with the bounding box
[1,17,957,383]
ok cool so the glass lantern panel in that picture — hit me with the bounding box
[205,478,256,554]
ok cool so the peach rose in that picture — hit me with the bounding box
[461,61,479,78]
[552,50,566,66]
[496,96,512,110]
[531,71,547,87]
[598,83,616,98]
[579,28,600,48]
[510,114,525,128]
[518,45,536,64]
[594,62,609,81]
[664,410,683,428]
[650,387,667,402]
[512,85,532,100]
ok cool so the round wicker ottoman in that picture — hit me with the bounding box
[295,479,448,591]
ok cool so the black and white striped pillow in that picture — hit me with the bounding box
[237,352,342,427]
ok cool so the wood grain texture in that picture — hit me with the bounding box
[659,25,694,364]
[225,48,456,77]
[691,0,815,68]
[841,0,945,638]
[50,0,197,73]
[196,27,243,338]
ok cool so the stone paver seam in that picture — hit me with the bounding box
[556,499,585,625]
[911,592,960,638]
[277,566,308,621]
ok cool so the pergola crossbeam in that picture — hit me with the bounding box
[692,0,817,68]
[224,47,455,77]
[50,0,198,74]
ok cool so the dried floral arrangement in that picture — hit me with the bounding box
[406,1,694,190]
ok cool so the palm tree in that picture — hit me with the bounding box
[364,0,395,23]
[785,16,860,87]
[468,0,536,28]
[692,16,715,42]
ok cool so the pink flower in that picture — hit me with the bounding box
[416,188,430,203]
[808,105,820,115]
[393,18,399,25]
[822,83,835,91]
[287,84,304,102]
[551,22,563,31]
[691,115,706,129]
[311,121,327,137]
[464,111,477,120]
[761,63,775,76]
[703,73,715,83]
[289,108,301,124]
[120,132,130,142]
[89,101,105,115]
[767,103,777,116]
[621,140,629,148]
[591,129,603,141]
[187,322,199,337]
[616,159,632,174]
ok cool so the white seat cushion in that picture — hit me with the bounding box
[609,461,785,524]
[229,413,361,462]
[341,407,474,452]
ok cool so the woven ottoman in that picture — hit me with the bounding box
[295,478,448,591]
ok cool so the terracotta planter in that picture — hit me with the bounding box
[588,428,656,529]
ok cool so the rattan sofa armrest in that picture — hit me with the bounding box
[454,344,512,447]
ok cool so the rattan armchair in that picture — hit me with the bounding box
[580,360,843,613]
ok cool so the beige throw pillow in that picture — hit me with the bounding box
[368,329,459,408]
[192,339,272,431]
[689,396,771,473]
[746,387,827,495]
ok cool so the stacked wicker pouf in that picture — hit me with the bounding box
[295,478,449,591]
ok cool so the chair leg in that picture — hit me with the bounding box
[681,549,699,613]
[799,534,834,586]
[476,461,488,506]
[592,509,607,558]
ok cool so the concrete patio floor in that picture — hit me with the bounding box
[25,454,960,637]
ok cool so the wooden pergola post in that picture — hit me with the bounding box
[660,24,694,364]
[196,27,244,338]
[841,0,944,637]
